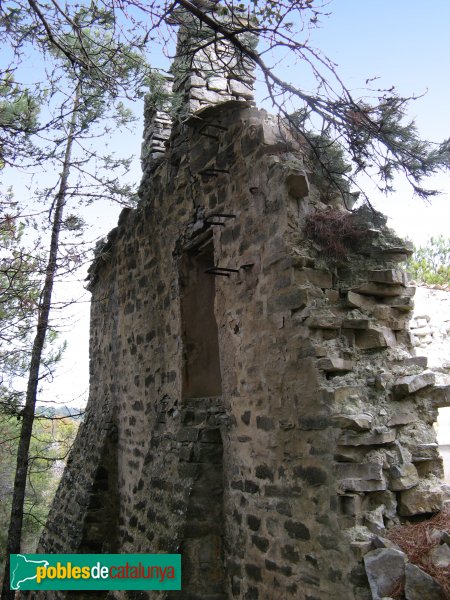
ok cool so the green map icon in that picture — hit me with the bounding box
[10,554,49,590]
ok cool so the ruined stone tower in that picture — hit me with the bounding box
[37,4,449,599]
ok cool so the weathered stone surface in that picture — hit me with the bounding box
[385,295,415,311]
[341,479,387,493]
[336,462,383,480]
[429,543,450,568]
[285,169,310,197]
[317,357,354,373]
[411,443,440,463]
[267,288,308,313]
[399,479,444,516]
[332,412,373,431]
[343,316,370,329]
[389,463,419,491]
[356,326,397,349]
[337,462,386,492]
[412,325,433,337]
[347,290,377,310]
[306,313,342,329]
[206,76,228,92]
[404,563,445,600]
[339,429,396,447]
[387,407,417,426]
[368,269,407,285]
[430,385,450,408]
[363,548,407,600]
[392,371,436,398]
[372,535,402,551]
[294,267,332,288]
[352,282,413,297]
[230,79,254,98]
[365,506,386,535]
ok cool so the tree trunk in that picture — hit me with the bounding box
[1,85,81,600]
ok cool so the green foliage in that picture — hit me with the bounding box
[0,206,41,413]
[344,98,450,199]
[0,200,67,414]
[406,236,450,285]
[0,75,40,167]
[0,413,79,569]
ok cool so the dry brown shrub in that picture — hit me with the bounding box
[387,505,450,599]
[304,209,365,260]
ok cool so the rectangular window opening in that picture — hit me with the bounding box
[180,240,222,399]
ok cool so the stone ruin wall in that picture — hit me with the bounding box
[36,6,450,600]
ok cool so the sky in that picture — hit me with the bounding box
[306,0,450,243]
[3,0,449,409]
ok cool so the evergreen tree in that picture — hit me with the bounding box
[2,0,447,201]
[407,236,450,286]
[0,7,150,598]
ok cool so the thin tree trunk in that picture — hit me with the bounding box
[1,85,81,600]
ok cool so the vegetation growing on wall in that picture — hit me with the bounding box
[304,208,365,260]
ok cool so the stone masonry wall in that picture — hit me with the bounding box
[35,5,450,600]
[37,100,450,600]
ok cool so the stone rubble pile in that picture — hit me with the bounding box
[363,534,450,600]
[409,286,450,382]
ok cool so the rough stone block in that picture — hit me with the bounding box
[363,548,407,600]
[206,76,228,92]
[399,479,443,516]
[294,465,327,486]
[404,563,445,600]
[355,327,397,349]
[430,385,450,408]
[336,462,383,480]
[384,296,415,311]
[317,357,354,373]
[403,356,428,368]
[352,282,412,297]
[387,408,417,426]
[368,269,407,285]
[341,479,387,493]
[190,87,226,103]
[342,317,370,329]
[295,267,333,288]
[337,463,386,492]
[186,75,205,88]
[411,443,440,463]
[389,463,419,491]
[230,79,254,98]
[333,386,363,404]
[284,520,311,540]
[365,506,386,535]
[267,288,308,313]
[306,314,342,329]
[429,543,450,568]
[332,412,373,431]
[338,429,396,446]
[392,371,435,398]
[347,290,376,311]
